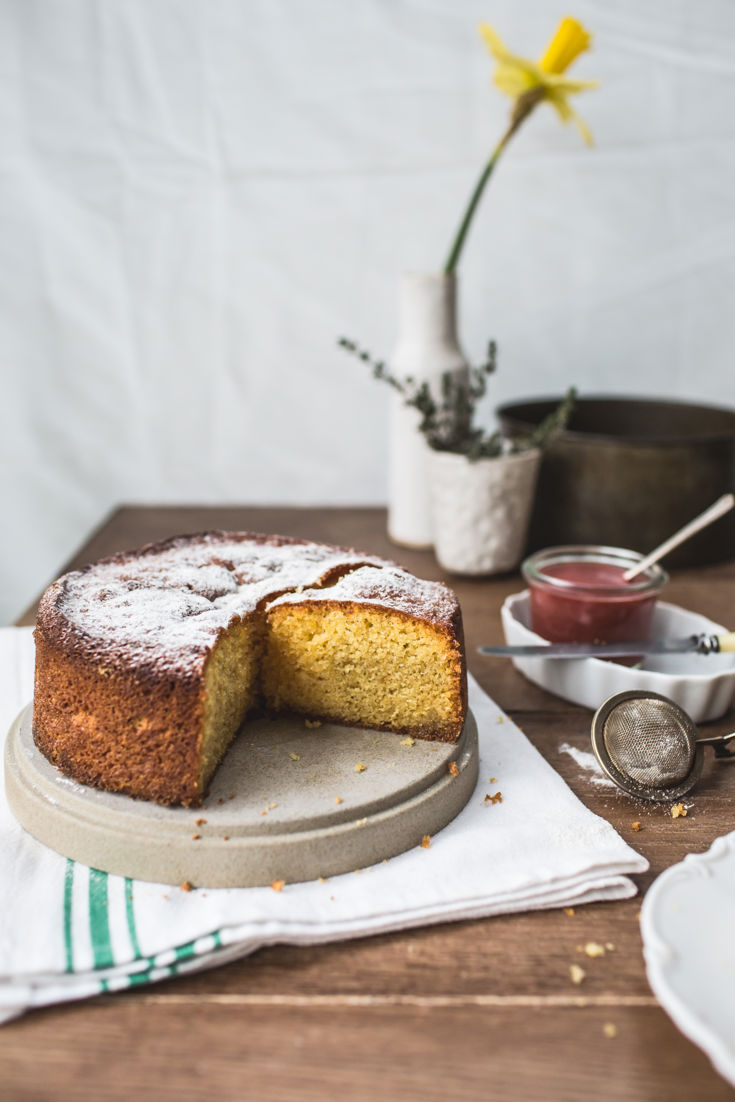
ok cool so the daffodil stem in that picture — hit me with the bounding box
[443,142,504,275]
[443,96,538,275]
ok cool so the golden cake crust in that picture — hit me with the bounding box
[33,531,467,805]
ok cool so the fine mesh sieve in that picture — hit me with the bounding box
[590,690,735,802]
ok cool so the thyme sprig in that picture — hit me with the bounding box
[338,337,575,460]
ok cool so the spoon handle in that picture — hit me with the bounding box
[623,493,735,582]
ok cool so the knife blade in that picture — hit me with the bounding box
[477,631,735,659]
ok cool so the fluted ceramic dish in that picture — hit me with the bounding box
[641,834,735,1088]
[500,593,735,722]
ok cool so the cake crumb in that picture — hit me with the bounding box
[191,833,201,840]
[583,941,606,958]
[496,715,504,724]
[289,752,301,761]
[304,719,322,728]
[569,964,585,985]
[355,762,366,773]
[671,803,687,818]
[318,876,327,883]
[228,792,236,800]
[195,817,207,826]
[564,907,575,917]
[180,881,194,892]
[269,801,277,809]
[632,821,641,831]
[484,791,503,805]
[448,761,459,777]
[260,810,267,816]
[489,777,498,784]
[222,835,229,841]
[335,796,343,804]
[420,834,431,849]
[603,1023,617,1039]
[271,879,285,892]
[400,737,415,747]
[217,798,224,805]
[605,943,615,951]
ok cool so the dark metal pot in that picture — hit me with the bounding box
[496,396,735,568]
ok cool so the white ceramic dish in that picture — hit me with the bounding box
[641,833,735,1088]
[500,592,735,722]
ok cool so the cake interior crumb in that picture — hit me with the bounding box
[262,604,462,740]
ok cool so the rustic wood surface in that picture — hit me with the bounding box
[8,505,735,1101]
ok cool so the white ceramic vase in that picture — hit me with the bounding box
[429,448,542,576]
[387,272,468,548]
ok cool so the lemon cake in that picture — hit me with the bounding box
[33,532,467,806]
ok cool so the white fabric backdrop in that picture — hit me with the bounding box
[2,0,735,623]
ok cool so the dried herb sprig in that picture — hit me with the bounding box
[338,337,575,460]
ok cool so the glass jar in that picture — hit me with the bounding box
[521,545,668,644]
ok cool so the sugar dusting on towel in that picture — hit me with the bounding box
[558,742,616,788]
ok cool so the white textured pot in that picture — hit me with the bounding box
[387,272,468,549]
[429,448,542,576]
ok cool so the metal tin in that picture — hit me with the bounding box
[497,396,735,567]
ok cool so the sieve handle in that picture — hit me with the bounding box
[697,729,735,757]
[717,632,735,653]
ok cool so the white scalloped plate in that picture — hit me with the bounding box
[501,593,735,722]
[641,834,735,1088]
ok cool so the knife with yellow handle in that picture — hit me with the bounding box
[477,632,735,659]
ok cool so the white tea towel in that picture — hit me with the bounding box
[0,627,647,1021]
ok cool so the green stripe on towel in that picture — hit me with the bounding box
[63,859,74,973]
[88,869,114,969]
[127,967,154,986]
[125,930,225,990]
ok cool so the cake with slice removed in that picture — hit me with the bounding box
[33,532,467,806]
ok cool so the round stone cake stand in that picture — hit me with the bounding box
[5,706,479,888]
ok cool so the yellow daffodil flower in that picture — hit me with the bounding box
[479,17,598,145]
[444,16,598,273]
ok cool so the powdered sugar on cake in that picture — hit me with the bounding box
[268,565,458,623]
[37,533,454,676]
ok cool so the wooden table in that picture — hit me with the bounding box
[6,505,735,1100]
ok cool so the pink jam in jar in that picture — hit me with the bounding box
[521,546,668,645]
